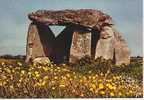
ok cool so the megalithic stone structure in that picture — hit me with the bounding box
[25,9,130,65]
[95,26,115,60]
[25,22,55,63]
[95,26,130,64]
[113,28,130,65]
[69,30,91,63]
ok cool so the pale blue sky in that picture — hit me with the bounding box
[0,0,142,56]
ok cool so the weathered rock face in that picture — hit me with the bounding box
[95,26,115,60]
[26,23,47,63]
[113,28,130,65]
[26,23,74,63]
[33,57,51,64]
[69,30,91,63]
[26,9,130,65]
[28,9,113,31]
[25,22,55,63]
[95,26,130,65]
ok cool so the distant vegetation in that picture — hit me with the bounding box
[0,55,25,60]
[0,56,143,98]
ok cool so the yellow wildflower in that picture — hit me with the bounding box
[80,79,83,83]
[113,76,117,80]
[129,90,133,94]
[69,78,73,81]
[100,91,105,95]
[95,74,98,77]
[0,82,2,86]
[17,62,22,66]
[41,81,46,86]
[38,66,42,69]
[89,88,93,92]
[118,92,122,96]
[44,76,48,80]
[106,83,113,89]
[10,75,13,80]
[10,85,14,89]
[12,69,15,73]
[98,79,102,82]
[62,76,67,80]
[36,82,41,86]
[51,80,55,84]
[115,76,121,80]
[50,68,53,72]
[9,65,12,68]
[98,83,104,89]
[6,68,11,73]
[3,76,7,79]
[112,86,116,90]
[62,64,66,66]
[100,73,104,76]
[35,74,40,78]
[59,84,65,88]
[19,78,22,82]
[88,76,92,79]
[84,83,88,86]
[106,79,112,82]
[88,70,92,74]
[54,72,57,75]
[66,74,70,78]
[1,62,5,66]
[80,93,84,97]
[34,71,39,75]
[52,87,55,90]
[54,76,58,80]
[21,70,25,74]
[110,92,115,96]
[43,67,49,71]
[57,67,60,69]
[17,83,20,87]
[83,76,87,80]
[28,72,32,75]
[72,89,76,93]
[35,71,40,78]
[39,79,42,82]
[91,84,96,89]
[54,69,58,72]
[92,76,96,79]
[3,81,7,85]
[74,76,77,79]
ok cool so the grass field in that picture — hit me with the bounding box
[0,56,143,98]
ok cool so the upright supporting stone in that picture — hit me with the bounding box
[25,22,53,63]
[95,26,130,65]
[25,22,39,63]
[113,28,130,65]
[95,26,115,60]
[69,31,91,63]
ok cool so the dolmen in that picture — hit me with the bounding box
[25,9,130,65]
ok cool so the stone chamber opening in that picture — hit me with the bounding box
[36,23,100,64]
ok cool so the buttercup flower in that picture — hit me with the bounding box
[98,83,104,89]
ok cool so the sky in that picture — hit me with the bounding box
[0,0,142,56]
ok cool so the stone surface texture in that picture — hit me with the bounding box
[33,57,51,64]
[69,31,91,63]
[26,9,130,65]
[95,26,115,60]
[113,28,130,65]
[28,9,113,31]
